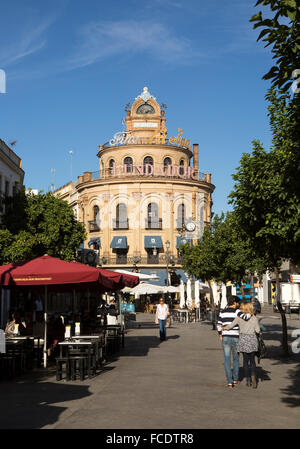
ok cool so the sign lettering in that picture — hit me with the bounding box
[108,128,191,150]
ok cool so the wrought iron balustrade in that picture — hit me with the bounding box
[145,218,162,230]
[88,220,100,232]
[113,219,129,230]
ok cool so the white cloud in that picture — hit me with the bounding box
[0,18,54,67]
[67,20,203,70]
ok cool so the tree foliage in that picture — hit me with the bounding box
[180,213,267,306]
[250,0,300,92]
[0,191,86,264]
[228,88,300,356]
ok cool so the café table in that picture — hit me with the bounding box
[72,335,104,367]
[176,309,190,323]
[58,338,100,378]
[5,336,35,372]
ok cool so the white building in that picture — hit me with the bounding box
[0,139,24,216]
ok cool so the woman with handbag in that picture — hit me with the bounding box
[222,302,261,388]
[155,297,170,341]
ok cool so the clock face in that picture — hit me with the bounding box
[186,222,195,232]
[136,103,155,114]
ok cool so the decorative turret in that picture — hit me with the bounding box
[125,87,167,143]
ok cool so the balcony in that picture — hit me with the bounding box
[145,218,162,230]
[88,220,100,232]
[99,253,179,266]
[113,219,129,230]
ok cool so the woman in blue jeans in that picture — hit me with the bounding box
[155,297,169,341]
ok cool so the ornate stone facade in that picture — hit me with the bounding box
[55,88,215,282]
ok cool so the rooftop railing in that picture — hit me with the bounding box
[80,167,208,183]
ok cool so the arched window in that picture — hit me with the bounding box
[143,156,153,167]
[146,202,161,229]
[148,202,158,220]
[115,203,128,229]
[124,156,133,173]
[177,203,186,229]
[179,159,185,176]
[93,205,99,222]
[143,156,154,176]
[109,159,115,175]
[89,205,100,232]
[163,157,172,172]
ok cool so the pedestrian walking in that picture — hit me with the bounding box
[155,297,170,341]
[217,295,250,388]
[223,301,261,388]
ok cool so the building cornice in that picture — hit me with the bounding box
[97,143,193,159]
[75,176,215,195]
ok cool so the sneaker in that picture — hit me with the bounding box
[233,381,240,386]
[226,384,233,388]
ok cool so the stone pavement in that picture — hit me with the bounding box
[0,307,300,429]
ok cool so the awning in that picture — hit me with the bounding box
[176,236,192,248]
[144,236,163,249]
[88,237,101,248]
[110,236,128,249]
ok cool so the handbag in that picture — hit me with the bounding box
[256,333,267,363]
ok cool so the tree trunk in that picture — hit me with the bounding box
[208,280,216,330]
[207,280,215,312]
[275,266,289,357]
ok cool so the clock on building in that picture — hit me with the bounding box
[136,103,155,114]
[186,221,195,232]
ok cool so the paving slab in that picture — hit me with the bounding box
[0,307,299,429]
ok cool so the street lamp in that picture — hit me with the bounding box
[165,240,170,287]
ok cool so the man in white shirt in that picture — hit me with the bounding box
[155,297,170,341]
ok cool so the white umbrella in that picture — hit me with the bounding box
[198,282,210,292]
[186,278,192,308]
[114,269,159,280]
[122,282,165,297]
[163,285,180,293]
[179,280,185,308]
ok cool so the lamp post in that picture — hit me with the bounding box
[165,240,172,318]
[165,240,170,287]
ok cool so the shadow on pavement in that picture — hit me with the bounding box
[118,334,180,357]
[281,362,300,408]
[0,380,92,429]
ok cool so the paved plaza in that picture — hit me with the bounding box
[0,306,300,429]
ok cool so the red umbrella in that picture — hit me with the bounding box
[0,257,139,290]
[97,268,139,288]
[0,255,140,367]
[0,255,108,287]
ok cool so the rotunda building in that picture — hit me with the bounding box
[55,87,215,285]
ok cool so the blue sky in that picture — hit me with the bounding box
[0,0,275,216]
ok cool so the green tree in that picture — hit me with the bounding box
[250,0,300,92]
[0,191,86,263]
[180,226,219,311]
[180,213,267,309]
[229,135,300,356]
